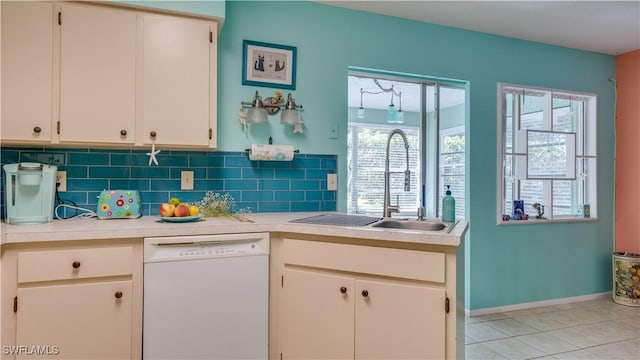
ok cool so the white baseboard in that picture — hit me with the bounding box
[466,292,611,317]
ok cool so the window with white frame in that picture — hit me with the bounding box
[498,83,597,222]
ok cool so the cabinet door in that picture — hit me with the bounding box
[355,279,446,359]
[1,1,54,143]
[16,281,133,359]
[59,3,136,144]
[281,268,354,360]
[141,14,216,147]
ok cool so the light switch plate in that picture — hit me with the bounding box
[181,171,194,190]
[327,174,337,190]
[328,122,338,139]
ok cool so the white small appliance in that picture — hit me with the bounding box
[3,162,57,224]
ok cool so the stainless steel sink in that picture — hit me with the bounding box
[371,219,447,231]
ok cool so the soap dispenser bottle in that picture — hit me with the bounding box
[442,185,456,222]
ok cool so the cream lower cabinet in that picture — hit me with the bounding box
[276,238,450,360]
[0,240,143,360]
[282,268,445,360]
[16,281,133,359]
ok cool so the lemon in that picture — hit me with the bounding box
[169,197,180,206]
[189,205,200,216]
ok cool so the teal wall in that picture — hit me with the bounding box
[218,1,616,311]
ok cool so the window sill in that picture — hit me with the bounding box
[497,217,597,225]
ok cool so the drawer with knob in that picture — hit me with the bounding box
[17,246,133,284]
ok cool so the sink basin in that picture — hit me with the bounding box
[371,219,447,231]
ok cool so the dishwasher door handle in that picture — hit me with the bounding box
[152,238,264,247]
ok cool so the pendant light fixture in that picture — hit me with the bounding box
[357,79,403,124]
[396,91,404,124]
[357,88,365,119]
[387,85,398,124]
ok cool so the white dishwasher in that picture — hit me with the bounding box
[143,233,269,360]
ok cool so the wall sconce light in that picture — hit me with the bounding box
[241,90,303,123]
[239,90,304,134]
[359,80,403,124]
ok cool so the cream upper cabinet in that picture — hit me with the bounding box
[58,3,137,145]
[1,1,54,144]
[1,2,218,148]
[139,13,217,148]
[277,239,450,360]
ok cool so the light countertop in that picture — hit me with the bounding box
[0,212,468,247]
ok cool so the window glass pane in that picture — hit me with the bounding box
[552,180,574,216]
[520,93,545,130]
[347,125,420,215]
[503,155,515,215]
[578,157,597,217]
[519,180,543,215]
[552,97,575,132]
[504,93,514,153]
[527,131,576,179]
[439,129,465,218]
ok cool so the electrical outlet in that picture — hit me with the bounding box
[327,173,337,190]
[56,171,67,192]
[181,171,194,190]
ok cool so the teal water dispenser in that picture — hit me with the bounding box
[3,162,57,224]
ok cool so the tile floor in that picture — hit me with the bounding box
[465,298,640,359]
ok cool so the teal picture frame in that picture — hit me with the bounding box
[242,40,296,90]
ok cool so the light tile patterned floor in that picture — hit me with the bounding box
[465,298,640,359]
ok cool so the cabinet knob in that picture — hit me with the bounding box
[149,131,157,138]
[361,290,369,298]
[340,286,347,294]
[120,129,127,136]
[72,260,81,269]
[115,291,123,299]
[33,126,42,134]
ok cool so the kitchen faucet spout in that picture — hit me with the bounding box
[383,129,410,218]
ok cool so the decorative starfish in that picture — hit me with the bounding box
[146,143,161,166]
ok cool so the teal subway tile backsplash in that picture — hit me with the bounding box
[0,147,337,218]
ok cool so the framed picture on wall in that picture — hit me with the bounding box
[242,40,296,90]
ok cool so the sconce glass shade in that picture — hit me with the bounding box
[280,93,302,124]
[281,108,301,124]
[246,91,269,123]
[357,106,365,119]
[247,107,268,123]
[387,103,397,123]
